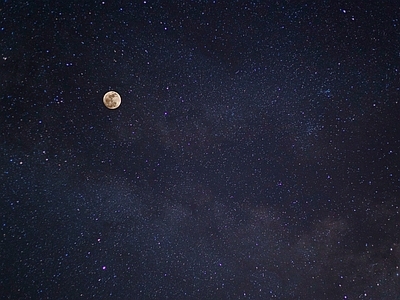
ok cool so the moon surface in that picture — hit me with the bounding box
[103,91,121,109]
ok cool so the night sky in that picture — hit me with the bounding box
[1,1,400,299]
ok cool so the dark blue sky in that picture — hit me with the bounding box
[1,1,400,298]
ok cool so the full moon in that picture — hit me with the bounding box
[103,91,121,109]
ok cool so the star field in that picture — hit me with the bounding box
[1,1,400,299]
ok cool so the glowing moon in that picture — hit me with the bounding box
[103,91,121,109]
